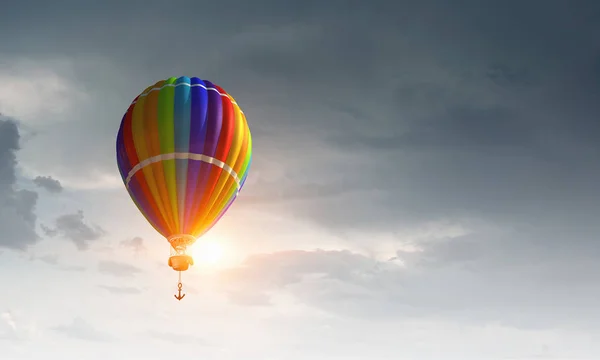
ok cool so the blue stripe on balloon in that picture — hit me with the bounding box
[184,77,208,233]
[239,154,252,190]
[174,76,191,232]
[191,80,223,216]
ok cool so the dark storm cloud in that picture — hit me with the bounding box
[32,176,63,193]
[42,210,106,250]
[223,0,600,246]
[0,116,39,250]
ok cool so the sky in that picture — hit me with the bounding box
[0,0,600,359]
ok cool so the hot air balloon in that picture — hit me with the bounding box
[115,77,252,300]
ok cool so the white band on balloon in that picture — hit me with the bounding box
[124,152,241,193]
[130,82,244,114]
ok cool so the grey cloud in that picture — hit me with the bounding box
[240,181,363,206]
[120,236,146,254]
[32,175,63,193]
[357,106,535,151]
[98,285,142,295]
[218,245,600,330]
[29,254,90,271]
[52,317,112,342]
[218,2,600,243]
[36,254,58,265]
[58,265,87,272]
[39,224,58,237]
[42,210,106,250]
[0,117,39,250]
[486,64,534,87]
[218,250,383,307]
[98,260,141,278]
[0,1,598,158]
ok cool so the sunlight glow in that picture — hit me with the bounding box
[191,239,224,265]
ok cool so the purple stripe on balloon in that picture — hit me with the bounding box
[116,115,129,180]
[117,141,131,180]
[202,80,223,159]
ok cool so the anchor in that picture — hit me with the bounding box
[174,270,186,301]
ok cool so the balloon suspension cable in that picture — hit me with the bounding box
[174,271,186,301]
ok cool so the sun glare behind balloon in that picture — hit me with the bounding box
[191,239,224,265]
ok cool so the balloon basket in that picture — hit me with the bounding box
[168,254,194,271]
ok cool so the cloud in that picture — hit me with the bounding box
[120,236,146,254]
[52,317,112,342]
[0,56,120,190]
[218,249,392,309]
[1,311,17,334]
[217,243,600,330]
[0,58,88,126]
[28,254,90,272]
[181,0,600,245]
[240,180,364,206]
[146,330,208,345]
[36,254,59,265]
[0,116,39,250]
[32,175,62,193]
[42,210,106,250]
[98,285,142,295]
[58,265,87,272]
[0,311,37,341]
[97,260,141,278]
